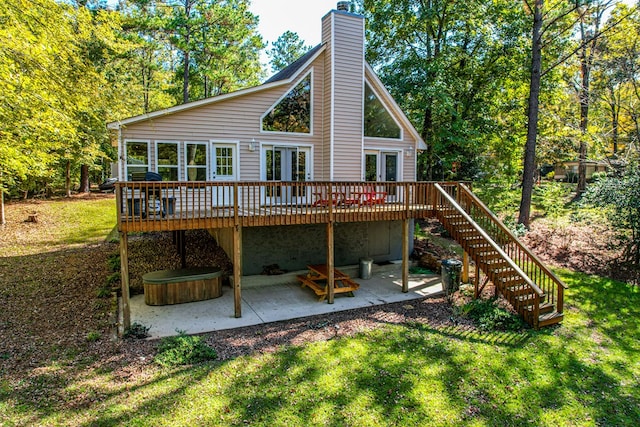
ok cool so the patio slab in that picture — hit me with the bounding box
[126,262,444,339]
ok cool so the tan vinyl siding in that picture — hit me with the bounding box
[321,14,333,180]
[121,61,325,182]
[324,11,364,181]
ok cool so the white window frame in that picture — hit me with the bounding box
[260,69,314,136]
[184,141,209,182]
[124,139,150,180]
[363,79,404,141]
[211,141,239,181]
[155,140,180,181]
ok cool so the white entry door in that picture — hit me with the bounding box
[211,142,237,206]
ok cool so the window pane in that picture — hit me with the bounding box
[365,154,377,182]
[158,166,178,181]
[127,142,148,165]
[157,143,178,165]
[262,75,311,133]
[364,83,401,139]
[186,144,206,166]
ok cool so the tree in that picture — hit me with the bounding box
[267,30,312,73]
[364,0,530,182]
[585,162,640,283]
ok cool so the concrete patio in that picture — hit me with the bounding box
[125,261,444,339]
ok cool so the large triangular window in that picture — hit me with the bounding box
[364,82,401,139]
[262,74,311,133]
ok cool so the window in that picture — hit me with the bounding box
[156,142,179,181]
[364,82,401,139]
[215,146,234,178]
[185,143,207,181]
[125,141,149,180]
[262,74,311,133]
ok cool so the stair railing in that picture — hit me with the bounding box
[435,184,544,323]
[455,183,566,314]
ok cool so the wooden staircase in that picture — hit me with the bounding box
[434,184,566,329]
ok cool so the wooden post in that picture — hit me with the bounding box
[402,218,409,292]
[233,225,242,317]
[326,221,335,304]
[462,251,469,283]
[119,232,131,332]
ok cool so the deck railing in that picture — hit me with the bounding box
[453,183,566,314]
[115,181,455,232]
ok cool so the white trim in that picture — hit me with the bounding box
[260,69,314,136]
[124,139,151,180]
[184,141,209,182]
[329,13,336,180]
[365,63,427,150]
[107,46,326,130]
[260,143,314,181]
[364,80,404,141]
[117,128,122,181]
[154,140,180,180]
[210,140,239,181]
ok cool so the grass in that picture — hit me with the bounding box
[2,195,640,426]
[0,195,116,255]
[3,271,639,426]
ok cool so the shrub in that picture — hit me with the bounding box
[154,332,217,367]
[107,254,120,272]
[584,163,640,283]
[86,331,101,342]
[458,298,524,331]
[123,322,150,339]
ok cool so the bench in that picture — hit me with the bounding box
[142,267,223,306]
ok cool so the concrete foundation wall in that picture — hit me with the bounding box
[240,220,411,275]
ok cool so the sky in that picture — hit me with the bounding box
[250,0,339,46]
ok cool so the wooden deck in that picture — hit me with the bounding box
[115,181,452,232]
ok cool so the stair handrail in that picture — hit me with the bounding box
[434,183,544,298]
[457,183,568,295]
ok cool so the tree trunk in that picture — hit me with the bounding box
[65,160,71,197]
[421,101,434,181]
[79,164,90,193]
[1,183,5,226]
[577,19,591,195]
[518,0,544,228]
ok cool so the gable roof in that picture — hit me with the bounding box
[107,44,326,130]
[264,44,324,84]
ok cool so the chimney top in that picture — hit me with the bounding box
[336,1,350,12]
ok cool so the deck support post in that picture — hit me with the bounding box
[462,251,469,283]
[402,218,410,292]
[326,221,335,304]
[233,225,242,318]
[119,232,131,332]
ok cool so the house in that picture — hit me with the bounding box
[553,160,609,182]
[108,3,565,331]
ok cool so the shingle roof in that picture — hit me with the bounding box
[263,43,324,84]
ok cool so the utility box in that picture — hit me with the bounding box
[441,259,463,295]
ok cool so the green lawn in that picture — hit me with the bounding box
[3,271,637,426]
[1,196,639,426]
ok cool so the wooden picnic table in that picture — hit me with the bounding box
[297,264,360,301]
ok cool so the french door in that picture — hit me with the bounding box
[264,146,311,204]
[365,150,399,200]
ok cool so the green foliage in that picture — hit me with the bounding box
[584,163,640,280]
[123,322,150,339]
[107,253,121,272]
[267,30,312,73]
[536,181,570,220]
[457,298,525,331]
[86,331,101,342]
[154,332,217,367]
